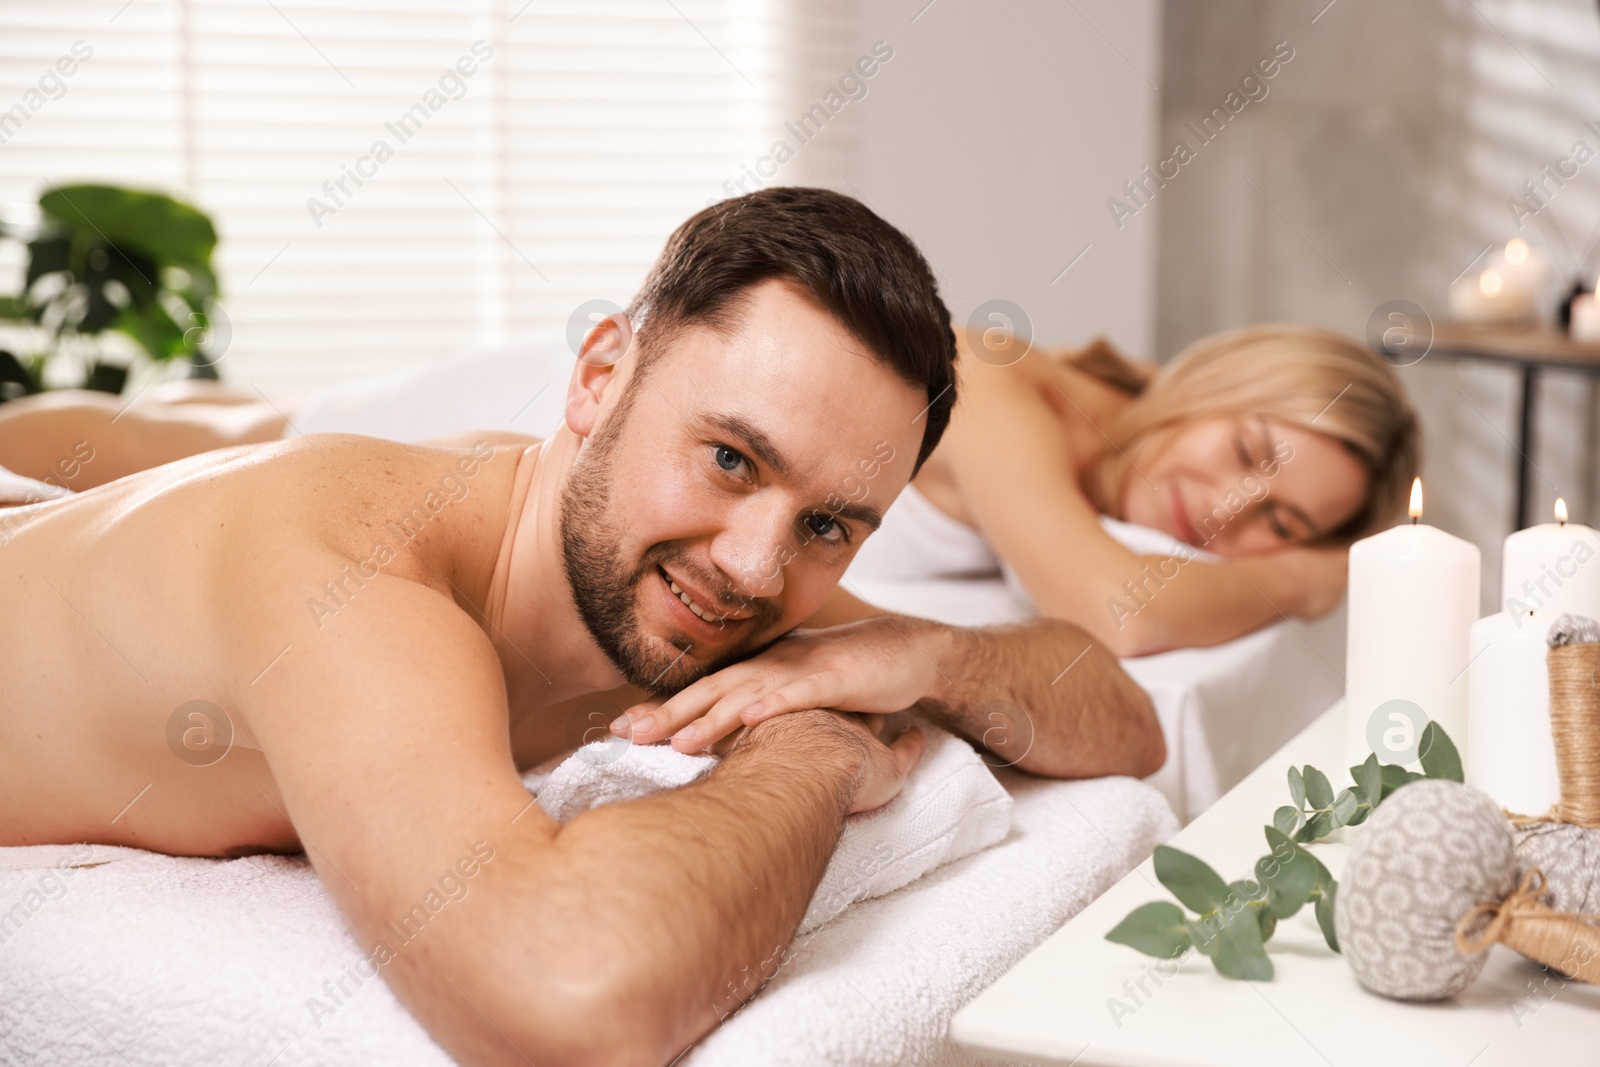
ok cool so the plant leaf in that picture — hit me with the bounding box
[1211,906,1275,980]
[1153,845,1233,916]
[1314,879,1340,953]
[1303,765,1335,810]
[1378,763,1424,800]
[1287,766,1305,809]
[1106,901,1193,959]
[1272,804,1302,835]
[1295,810,1334,843]
[1257,827,1315,917]
[1329,788,1359,829]
[1418,722,1464,783]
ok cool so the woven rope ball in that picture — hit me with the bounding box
[1335,778,1518,1000]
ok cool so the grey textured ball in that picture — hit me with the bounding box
[1515,822,1600,913]
[1335,779,1518,1000]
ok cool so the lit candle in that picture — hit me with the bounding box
[1569,278,1600,342]
[1345,478,1482,768]
[1450,267,1535,324]
[1501,498,1600,618]
[1497,237,1549,300]
[1466,610,1558,815]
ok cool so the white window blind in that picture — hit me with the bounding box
[0,0,857,397]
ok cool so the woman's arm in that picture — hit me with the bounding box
[939,342,1343,657]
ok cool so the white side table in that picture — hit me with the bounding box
[950,700,1600,1066]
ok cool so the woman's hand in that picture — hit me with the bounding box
[1271,544,1350,618]
[609,616,950,754]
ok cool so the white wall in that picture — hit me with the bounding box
[844,0,1161,358]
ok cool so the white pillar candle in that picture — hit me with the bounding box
[1345,479,1482,768]
[1501,498,1600,619]
[1467,611,1559,815]
[1449,267,1535,323]
[1570,294,1600,342]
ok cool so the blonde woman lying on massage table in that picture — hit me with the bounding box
[842,323,1421,658]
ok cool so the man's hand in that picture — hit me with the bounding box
[609,616,948,754]
[734,709,925,813]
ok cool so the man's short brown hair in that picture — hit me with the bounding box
[626,186,957,476]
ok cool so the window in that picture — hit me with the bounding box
[0,0,854,396]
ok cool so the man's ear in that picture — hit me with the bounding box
[565,312,635,439]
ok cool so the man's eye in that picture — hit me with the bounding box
[804,511,847,544]
[713,444,746,473]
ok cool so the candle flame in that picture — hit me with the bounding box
[1505,238,1529,265]
[1409,477,1423,522]
[1556,497,1568,525]
[1480,269,1504,296]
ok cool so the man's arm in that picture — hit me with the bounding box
[618,584,1164,780]
[235,570,919,1067]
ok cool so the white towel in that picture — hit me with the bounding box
[684,773,1180,1067]
[0,724,1017,1065]
[526,722,1014,935]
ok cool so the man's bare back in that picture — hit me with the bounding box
[0,434,571,856]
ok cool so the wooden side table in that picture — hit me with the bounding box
[949,700,1599,1066]
[1374,322,1600,529]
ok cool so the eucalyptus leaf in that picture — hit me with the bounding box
[1329,788,1359,829]
[1303,765,1335,810]
[1418,722,1464,783]
[1357,753,1382,805]
[1272,804,1302,835]
[1288,766,1305,809]
[1378,763,1423,800]
[1295,810,1333,843]
[1210,905,1275,981]
[1314,880,1340,953]
[1106,901,1192,959]
[1257,827,1315,917]
[1153,845,1233,916]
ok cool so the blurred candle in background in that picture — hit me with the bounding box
[1501,498,1600,619]
[1568,278,1600,342]
[1466,610,1558,815]
[1345,479,1481,768]
[1450,267,1536,323]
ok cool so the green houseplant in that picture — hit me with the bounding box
[0,183,224,400]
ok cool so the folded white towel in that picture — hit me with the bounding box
[525,722,1014,936]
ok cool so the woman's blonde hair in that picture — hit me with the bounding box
[1075,324,1421,544]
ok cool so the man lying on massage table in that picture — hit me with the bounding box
[0,188,1161,1067]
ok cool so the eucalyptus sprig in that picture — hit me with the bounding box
[1106,721,1463,980]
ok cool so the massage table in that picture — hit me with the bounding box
[0,340,1339,1064]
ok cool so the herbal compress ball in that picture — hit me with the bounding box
[1335,779,1518,1000]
